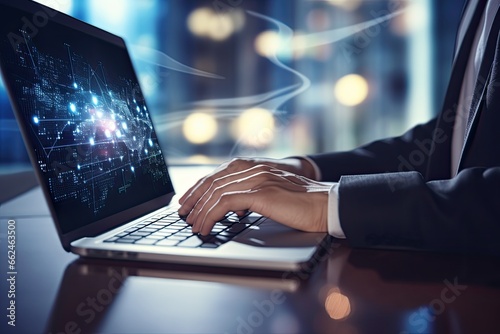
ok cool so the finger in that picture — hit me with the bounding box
[178,183,199,205]
[187,167,300,225]
[235,210,248,217]
[186,165,275,223]
[178,159,254,214]
[196,190,258,235]
[198,186,329,235]
[178,168,232,215]
[178,166,225,205]
[195,180,306,235]
[190,173,304,233]
[179,158,316,207]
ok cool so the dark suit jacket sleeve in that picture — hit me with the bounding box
[304,2,500,256]
[305,3,500,256]
[309,119,500,256]
[308,117,441,181]
[337,168,500,256]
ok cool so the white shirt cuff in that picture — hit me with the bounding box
[328,183,346,239]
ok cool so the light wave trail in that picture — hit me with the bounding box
[153,7,406,156]
[292,8,406,50]
[245,10,311,111]
[179,8,406,112]
[190,83,301,108]
[156,11,312,156]
[130,44,224,79]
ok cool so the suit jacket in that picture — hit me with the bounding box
[309,1,500,256]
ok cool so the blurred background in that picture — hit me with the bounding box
[0,0,464,170]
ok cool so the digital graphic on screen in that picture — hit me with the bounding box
[0,5,173,233]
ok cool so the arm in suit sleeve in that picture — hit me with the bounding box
[308,116,445,182]
[337,168,500,255]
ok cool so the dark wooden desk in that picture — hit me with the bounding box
[1,167,500,333]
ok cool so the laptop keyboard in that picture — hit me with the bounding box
[103,210,256,248]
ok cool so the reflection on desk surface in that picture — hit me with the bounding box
[0,170,38,205]
[46,246,500,334]
[322,248,500,334]
[45,259,301,334]
[68,258,300,292]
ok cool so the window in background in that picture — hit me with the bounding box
[0,0,464,168]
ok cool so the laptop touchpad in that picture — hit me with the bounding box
[234,218,326,248]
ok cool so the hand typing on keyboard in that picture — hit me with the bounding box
[178,158,331,236]
[105,210,256,248]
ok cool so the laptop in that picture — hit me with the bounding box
[0,0,332,271]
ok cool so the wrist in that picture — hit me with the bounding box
[298,158,318,180]
[282,157,319,180]
[275,157,316,179]
[251,157,319,180]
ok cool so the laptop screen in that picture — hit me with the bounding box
[0,2,174,234]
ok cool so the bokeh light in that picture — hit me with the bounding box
[187,7,214,37]
[392,1,427,35]
[187,7,244,41]
[33,0,73,14]
[334,74,369,106]
[255,30,292,59]
[324,287,351,320]
[233,108,275,148]
[89,0,127,26]
[186,154,214,164]
[183,112,218,144]
[326,0,362,11]
[255,30,281,58]
[207,13,234,41]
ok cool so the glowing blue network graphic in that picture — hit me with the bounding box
[3,29,170,219]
